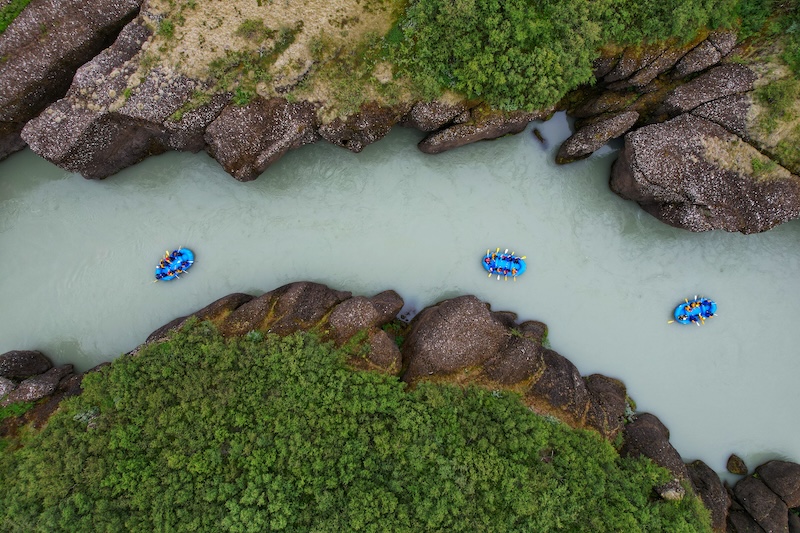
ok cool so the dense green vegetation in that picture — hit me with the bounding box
[387,0,742,111]
[0,0,32,35]
[0,321,711,532]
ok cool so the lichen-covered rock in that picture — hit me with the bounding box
[0,350,52,379]
[218,282,351,337]
[662,64,756,116]
[0,377,15,399]
[673,31,738,80]
[318,103,410,153]
[400,295,509,381]
[727,508,768,533]
[733,476,789,533]
[691,93,752,139]
[755,460,800,508]
[1,365,74,406]
[367,290,404,325]
[0,0,141,160]
[21,16,229,179]
[728,454,749,475]
[687,459,731,532]
[329,296,382,345]
[602,44,666,84]
[402,100,467,132]
[417,109,547,154]
[481,335,545,386]
[365,328,402,373]
[584,374,627,440]
[205,96,319,181]
[619,413,689,484]
[145,292,255,344]
[610,114,800,233]
[556,111,639,163]
[571,91,639,119]
[525,348,593,427]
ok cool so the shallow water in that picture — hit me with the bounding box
[1,112,798,479]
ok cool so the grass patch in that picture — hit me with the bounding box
[755,78,800,133]
[0,0,32,36]
[0,321,712,532]
[0,401,34,422]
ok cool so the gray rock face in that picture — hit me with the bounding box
[318,103,410,153]
[687,459,731,532]
[556,111,639,163]
[0,350,52,379]
[672,40,722,80]
[662,64,756,116]
[418,109,545,154]
[619,413,689,484]
[20,16,229,179]
[402,101,467,132]
[205,97,319,181]
[0,377,15,399]
[691,93,752,139]
[401,295,509,381]
[367,290,404,324]
[0,0,141,160]
[734,476,789,533]
[610,114,800,233]
[756,460,800,508]
[1,365,73,406]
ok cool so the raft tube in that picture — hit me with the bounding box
[482,248,527,280]
[155,248,194,281]
[673,296,716,325]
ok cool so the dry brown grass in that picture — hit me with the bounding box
[141,0,412,118]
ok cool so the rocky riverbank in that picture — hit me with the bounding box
[1,0,799,234]
[2,281,799,532]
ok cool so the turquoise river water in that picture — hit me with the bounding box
[1,112,798,480]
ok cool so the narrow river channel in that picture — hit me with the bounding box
[1,112,798,479]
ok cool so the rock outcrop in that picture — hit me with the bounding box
[0,0,142,161]
[609,113,800,233]
[418,108,549,154]
[687,460,730,532]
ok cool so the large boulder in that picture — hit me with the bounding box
[145,292,255,344]
[401,295,509,381]
[0,350,52,379]
[556,111,639,163]
[756,460,800,508]
[218,282,351,337]
[662,64,756,116]
[0,0,141,160]
[687,459,731,532]
[619,413,689,489]
[1,365,74,406]
[318,103,410,153]
[672,31,738,80]
[610,114,800,233]
[733,476,789,533]
[418,109,548,154]
[402,100,468,132]
[205,96,318,181]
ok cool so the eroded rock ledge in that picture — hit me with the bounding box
[2,4,798,233]
[3,281,798,532]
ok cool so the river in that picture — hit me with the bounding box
[1,112,798,480]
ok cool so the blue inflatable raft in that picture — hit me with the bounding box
[672,296,717,325]
[482,248,527,280]
[155,248,194,281]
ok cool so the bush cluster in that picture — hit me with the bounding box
[0,321,710,532]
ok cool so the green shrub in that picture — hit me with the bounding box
[157,18,175,39]
[235,19,274,43]
[0,322,712,532]
[0,0,31,35]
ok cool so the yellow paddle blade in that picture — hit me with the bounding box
[667,320,674,324]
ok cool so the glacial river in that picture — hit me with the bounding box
[1,113,798,480]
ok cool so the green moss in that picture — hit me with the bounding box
[0,0,32,36]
